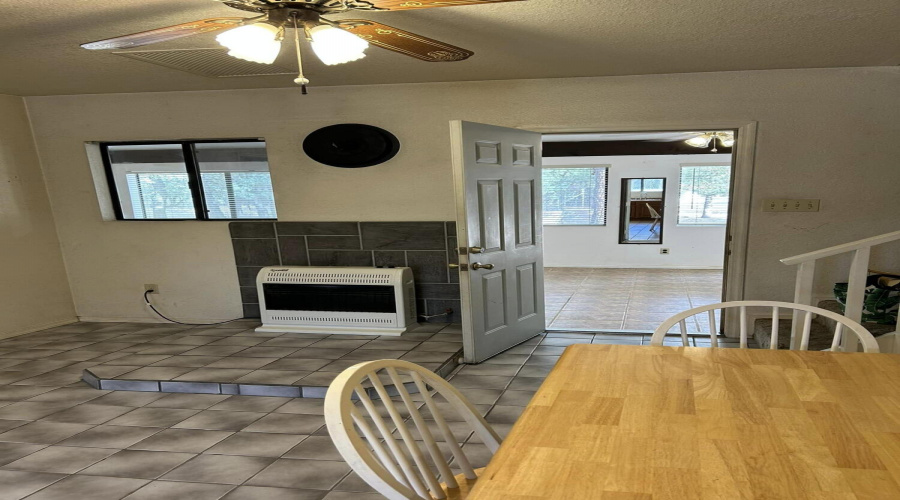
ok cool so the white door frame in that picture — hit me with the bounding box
[528,121,759,335]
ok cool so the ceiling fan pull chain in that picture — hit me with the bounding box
[292,14,310,95]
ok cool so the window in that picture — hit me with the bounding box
[542,167,608,225]
[678,165,731,225]
[101,140,276,220]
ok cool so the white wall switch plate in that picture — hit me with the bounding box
[762,199,820,212]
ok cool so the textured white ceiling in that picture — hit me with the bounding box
[0,0,897,96]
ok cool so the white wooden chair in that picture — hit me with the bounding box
[325,359,502,500]
[650,300,879,352]
[646,203,662,233]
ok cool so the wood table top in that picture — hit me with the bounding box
[468,344,900,499]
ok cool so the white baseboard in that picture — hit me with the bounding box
[0,318,79,340]
[544,265,724,270]
[77,316,245,325]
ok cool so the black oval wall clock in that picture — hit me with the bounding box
[303,124,401,168]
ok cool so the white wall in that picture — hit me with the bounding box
[22,67,900,322]
[0,95,76,337]
[543,154,730,268]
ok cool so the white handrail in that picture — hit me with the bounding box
[781,229,900,352]
[781,230,900,265]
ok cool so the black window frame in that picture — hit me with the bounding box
[618,177,667,245]
[99,138,276,222]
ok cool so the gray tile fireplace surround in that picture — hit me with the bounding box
[230,221,460,323]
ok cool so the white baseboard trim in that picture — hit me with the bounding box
[0,318,80,340]
[77,316,246,325]
[544,265,724,270]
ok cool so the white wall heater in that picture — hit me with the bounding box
[255,267,417,336]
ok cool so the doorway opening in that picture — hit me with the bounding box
[540,131,737,333]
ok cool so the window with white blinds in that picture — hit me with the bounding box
[195,142,276,220]
[678,165,731,225]
[542,167,608,225]
[102,140,277,221]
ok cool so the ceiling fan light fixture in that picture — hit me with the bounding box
[216,22,283,64]
[309,25,369,66]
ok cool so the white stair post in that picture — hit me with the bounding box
[790,261,816,350]
[841,247,871,352]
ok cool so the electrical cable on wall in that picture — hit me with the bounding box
[143,289,243,326]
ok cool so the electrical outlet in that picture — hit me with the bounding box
[660,248,670,255]
[762,199,821,212]
[144,284,159,294]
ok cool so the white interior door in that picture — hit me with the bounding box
[450,121,545,363]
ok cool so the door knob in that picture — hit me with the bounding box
[448,264,459,269]
[468,246,484,254]
[471,262,494,270]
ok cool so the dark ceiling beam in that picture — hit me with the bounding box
[543,140,732,157]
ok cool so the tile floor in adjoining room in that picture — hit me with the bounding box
[545,267,724,332]
[0,324,744,499]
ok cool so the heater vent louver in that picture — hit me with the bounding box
[265,270,393,285]
[113,48,296,78]
[256,267,416,336]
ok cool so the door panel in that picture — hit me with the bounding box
[514,180,535,247]
[451,121,545,363]
[516,264,537,318]
[477,180,504,253]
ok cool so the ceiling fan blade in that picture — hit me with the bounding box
[81,18,247,50]
[338,20,473,62]
[359,0,524,11]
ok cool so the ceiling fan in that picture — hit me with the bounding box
[82,0,523,93]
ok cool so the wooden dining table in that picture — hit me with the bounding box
[468,343,900,499]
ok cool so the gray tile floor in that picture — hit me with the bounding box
[545,267,724,331]
[71,323,462,398]
[0,322,749,499]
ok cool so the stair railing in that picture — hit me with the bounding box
[781,230,900,351]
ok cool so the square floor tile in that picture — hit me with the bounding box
[173,410,266,432]
[246,458,351,490]
[282,436,342,461]
[2,445,117,473]
[145,393,230,410]
[57,425,162,449]
[161,454,274,485]
[105,408,199,428]
[241,414,324,435]
[25,474,148,500]
[204,432,306,458]
[273,399,324,415]
[0,442,47,467]
[207,396,290,413]
[122,480,234,500]
[129,428,232,453]
[0,470,66,499]
[79,449,195,479]
[221,485,327,500]
[0,421,94,445]
[39,404,134,425]
[87,392,167,408]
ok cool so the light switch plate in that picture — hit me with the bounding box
[762,199,820,212]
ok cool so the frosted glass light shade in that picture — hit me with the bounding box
[309,25,369,65]
[216,23,282,64]
[718,132,735,148]
[685,134,713,148]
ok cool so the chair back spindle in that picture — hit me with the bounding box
[650,301,878,353]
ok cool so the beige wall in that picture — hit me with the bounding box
[23,67,900,322]
[0,95,76,336]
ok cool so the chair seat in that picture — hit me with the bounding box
[439,468,483,500]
